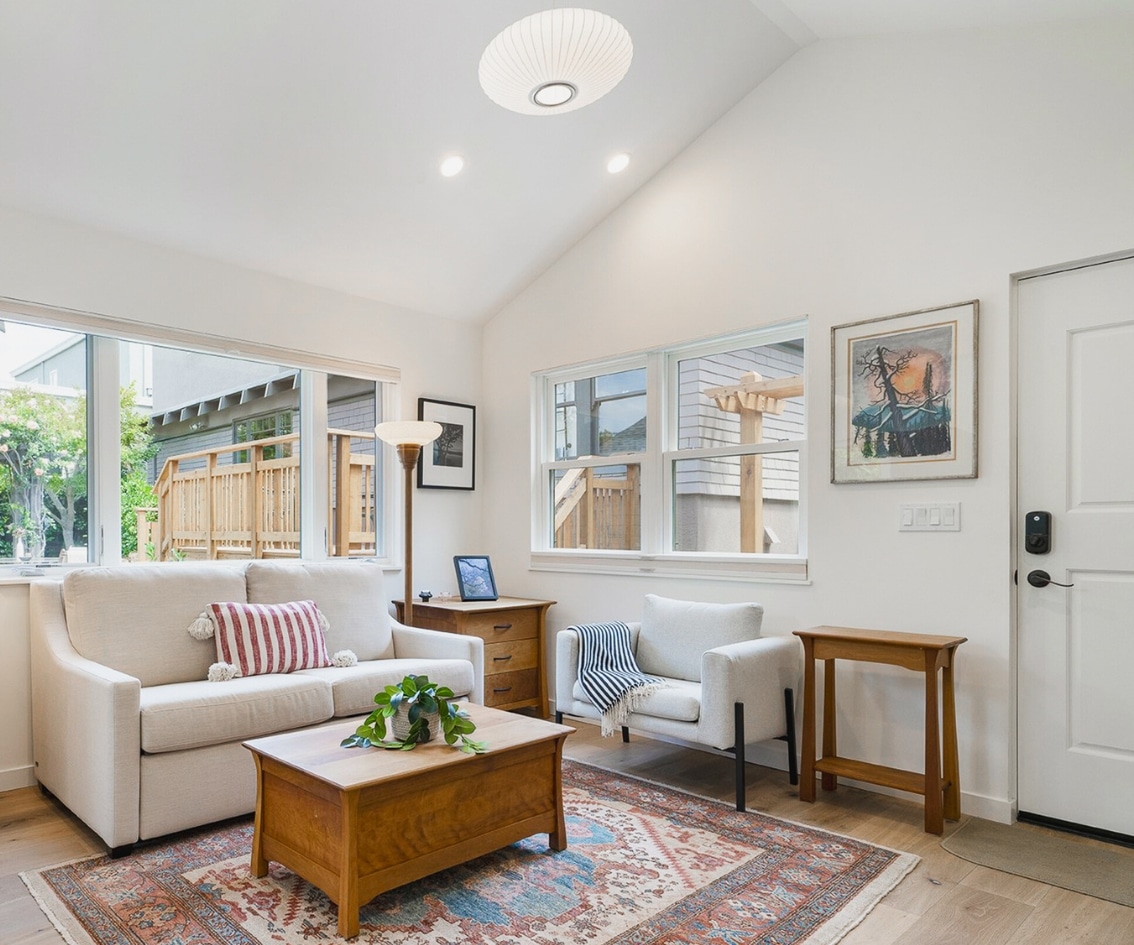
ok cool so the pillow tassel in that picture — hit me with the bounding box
[187,612,215,640]
[332,649,358,667]
[208,661,238,682]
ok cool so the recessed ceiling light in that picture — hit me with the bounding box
[439,155,465,178]
[607,152,630,174]
[479,8,633,116]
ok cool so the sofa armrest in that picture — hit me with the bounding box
[29,581,143,850]
[554,621,641,713]
[698,635,802,749]
[390,619,485,705]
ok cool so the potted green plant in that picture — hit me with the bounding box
[340,674,486,754]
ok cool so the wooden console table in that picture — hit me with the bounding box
[395,597,555,716]
[793,625,966,834]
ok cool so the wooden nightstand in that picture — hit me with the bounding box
[395,597,556,715]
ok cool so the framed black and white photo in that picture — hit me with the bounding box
[453,555,498,601]
[417,398,475,490]
[831,300,979,483]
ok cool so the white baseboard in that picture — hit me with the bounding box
[0,764,36,793]
[744,743,1015,825]
[567,727,1017,827]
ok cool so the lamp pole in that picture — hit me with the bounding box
[375,420,442,629]
[395,442,421,627]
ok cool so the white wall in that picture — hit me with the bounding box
[0,205,484,788]
[481,20,1134,821]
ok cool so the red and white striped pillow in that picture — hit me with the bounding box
[209,600,331,677]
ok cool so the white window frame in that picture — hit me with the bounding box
[0,297,400,574]
[531,320,808,583]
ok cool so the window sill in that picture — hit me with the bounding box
[529,550,809,584]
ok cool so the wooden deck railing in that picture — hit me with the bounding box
[553,465,640,550]
[149,429,376,561]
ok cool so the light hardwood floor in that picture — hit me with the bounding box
[3,721,1132,944]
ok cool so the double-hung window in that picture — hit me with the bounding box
[534,320,807,581]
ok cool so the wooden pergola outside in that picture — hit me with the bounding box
[703,371,804,553]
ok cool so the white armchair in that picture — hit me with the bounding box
[555,594,801,810]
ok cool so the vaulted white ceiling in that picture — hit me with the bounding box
[0,1,1128,323]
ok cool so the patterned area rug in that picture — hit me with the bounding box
[23,761,917,945]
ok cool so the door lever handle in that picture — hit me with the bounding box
[1027,569,1074,588]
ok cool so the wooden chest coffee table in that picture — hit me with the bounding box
[244,704,574,938]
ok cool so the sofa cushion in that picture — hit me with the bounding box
[294,659,476,718]
[209,600,332,676]
[573,675,701,722]
[245,561,394,661]
[139,674,334,753]
[635,595,763,683]
[62,564,248,687]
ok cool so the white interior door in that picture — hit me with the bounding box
[1017,254,1134,838]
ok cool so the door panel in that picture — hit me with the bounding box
[1070,323,1134,506]
[1017,254,1134,837]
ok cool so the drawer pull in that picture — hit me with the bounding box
[493,686,513,693]
[493,654,513,662]
[493,623,513,631]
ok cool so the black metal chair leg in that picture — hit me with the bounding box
[734,701,746,812]
[784,687,799,786]
[555,711,563,724]
[621,726,630,743]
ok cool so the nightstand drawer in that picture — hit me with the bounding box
[484,669,539,707]
[484,638,538,674]
[460,609,538,643]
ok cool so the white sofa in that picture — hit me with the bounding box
[29,560,484,852]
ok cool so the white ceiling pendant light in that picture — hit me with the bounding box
[479,8,633,116]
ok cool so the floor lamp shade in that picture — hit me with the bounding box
[376,421,442,626]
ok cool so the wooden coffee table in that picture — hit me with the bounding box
[244,704,574,938]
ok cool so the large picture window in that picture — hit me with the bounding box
[0,307,391,569]
[534,322,806,580]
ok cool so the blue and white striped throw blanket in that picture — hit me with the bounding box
[573,621,665,737]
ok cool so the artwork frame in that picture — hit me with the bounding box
[453,555,498,601]
[831,300,978,484]
[417,398,475,490]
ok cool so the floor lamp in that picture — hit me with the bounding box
[376,420,442,627]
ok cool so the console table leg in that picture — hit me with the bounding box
[923,653,944,835]
[821,659,838,792]
[942,658,961,822]
[799,639,816,802]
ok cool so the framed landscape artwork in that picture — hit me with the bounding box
[831,300,979,483]
[418,398,475,490]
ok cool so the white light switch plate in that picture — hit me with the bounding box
[899,502,960,531]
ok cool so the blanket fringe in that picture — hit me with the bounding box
[600,680,667,737]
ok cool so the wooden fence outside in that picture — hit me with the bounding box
[553,465,640,550]
[148,429,376,561]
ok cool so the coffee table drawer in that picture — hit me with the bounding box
[485,669,539,707]
[460,609,538,643]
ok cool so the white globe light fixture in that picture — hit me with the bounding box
[479,8,633,116]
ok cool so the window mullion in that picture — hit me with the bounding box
[299,370,328,561]
[641,350,665,555]
[90,336,120,565]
